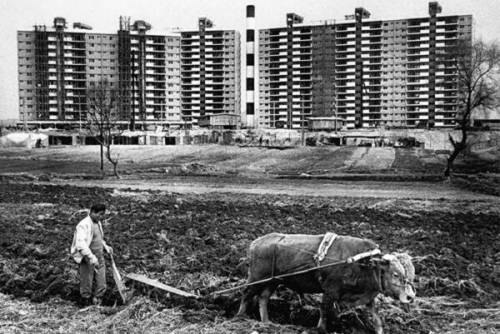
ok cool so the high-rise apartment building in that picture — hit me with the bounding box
[257,2,472,129]
[115,17,181,128]
[18,18,87,124]
[17,16,240,129]
[180,18,241,127]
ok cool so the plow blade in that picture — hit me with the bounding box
[126,273,199,299]
[110,256,128,304]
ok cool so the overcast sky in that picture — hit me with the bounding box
[1,0,499,120]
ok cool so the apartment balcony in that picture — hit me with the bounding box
[436,87,458,92]
[269,86,287,92]
[436,94,458,100]
[336,48,356,54]
[269,57,288,63]
[438,20,459,26]
[180,99,201,105]
[292,48,312,55]
[292,30,312,37]
[181,66,201,73]
[335,69,356,75]
[181,34,200,41]
[70,44,86,50]
[270,71,288,77]
[407,58,429,64]
[436,72,458,77]
[205,86,224,92]
[268,38,287,46]
[337,40,356,46]
[181,80,201,86]
[206,38,224,45]
[441,34,459,40]
[406,87,428,93]
[364,69,382,74]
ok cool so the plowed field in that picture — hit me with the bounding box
[1,180,499,333]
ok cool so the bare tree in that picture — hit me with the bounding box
[442,39,500,177]
[87,79,121,178]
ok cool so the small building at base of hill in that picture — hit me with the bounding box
[198,114,240,130]
[308,117,346,132]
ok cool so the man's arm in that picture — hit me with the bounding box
[99,221,113,255]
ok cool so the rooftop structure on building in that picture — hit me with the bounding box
[256,1,472,129]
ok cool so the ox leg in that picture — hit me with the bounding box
[367,301,383,334]
[317,292,337,334]
[236,292,250,318]
[236,286,257,318]
[258,287,273,323]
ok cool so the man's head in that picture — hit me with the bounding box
[89,203,106,223]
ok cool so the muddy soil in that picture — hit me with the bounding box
[0,180,499,333]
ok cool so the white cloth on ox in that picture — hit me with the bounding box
[313,232,338,265]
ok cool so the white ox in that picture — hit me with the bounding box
[236,233,416,334]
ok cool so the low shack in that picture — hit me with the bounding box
[198,113,240,130]
[308,117,345,131]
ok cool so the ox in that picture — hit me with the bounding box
[236,233,415,334]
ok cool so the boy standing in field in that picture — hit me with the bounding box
[70,203,113,306]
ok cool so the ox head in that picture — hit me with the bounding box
[373,253,416,309]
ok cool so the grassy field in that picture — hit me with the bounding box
[0,145,448,177]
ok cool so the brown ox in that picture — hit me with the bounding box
[236,233,415,334]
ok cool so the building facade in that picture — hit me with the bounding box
[115,18,181,129]
[17,17,240,129]
[180,18,241,127]
[257,2,472,129]
[17,3,472,131]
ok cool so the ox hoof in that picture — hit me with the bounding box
[234,313,247,320]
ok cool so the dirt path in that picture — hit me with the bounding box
[35,176,500,201]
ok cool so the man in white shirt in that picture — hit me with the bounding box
[70,203,113,306]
